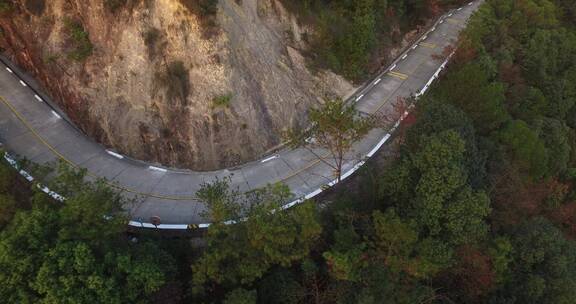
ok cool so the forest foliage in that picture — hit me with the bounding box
[283,0,469,80]
[1,0,576,303]
[0,160,178,303]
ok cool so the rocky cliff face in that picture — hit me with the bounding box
[0,0,354,170]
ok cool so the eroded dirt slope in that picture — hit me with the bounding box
[0,0,353,170]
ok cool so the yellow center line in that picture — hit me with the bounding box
[420,42,437,49]
[0,7,467,206]
[0,28,436,199]
[0,96,199,201]
[279,157,324,182]
[1,94,336,197]
[244,12,462,182]
[283,51,424,179]
[387,71,409,80]
[374,48,434,113]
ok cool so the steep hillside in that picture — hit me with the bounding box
[0,0,449,170]
[0,0,355,170]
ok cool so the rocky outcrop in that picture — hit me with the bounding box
[0,0,353,170]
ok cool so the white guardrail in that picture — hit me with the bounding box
[0,4,468,230]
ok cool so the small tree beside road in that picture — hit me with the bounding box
[288,98,372,183]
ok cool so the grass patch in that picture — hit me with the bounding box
[212,93,233,109]
[0,0,13,13]
[64,18,93,61]
[43,53,59,64]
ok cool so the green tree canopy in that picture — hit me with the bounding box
[495,120,550,180]
[383,130,491,245]
[495,218,576,304]
[0,164,175,303]
[433,62,509,133]
[192,180,321,294]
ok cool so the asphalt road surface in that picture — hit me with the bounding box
[0,1,482,229]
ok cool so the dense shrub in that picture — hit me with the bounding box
[64,19,93,61]
[0,0,12,13]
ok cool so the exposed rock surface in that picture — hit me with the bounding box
[0,0,354,170]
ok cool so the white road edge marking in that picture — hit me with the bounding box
[34,94,43,102]
[448,13,453,16]
[374,78,382,85]
[3,152,65,204]
[3,0,466,231]
[422,35,428,40]
[5,67,12,73]
[19,170,34,182]
[51,110,61,119]
[19,80,27,87]
[431,27,436,31]
[282,199,304,210]
[106,150,125,159]
[440,20,444,24]
[412,45,417,50]
[390,63,397,70]
[420,84,431,95]
[401,54,408,60]
[128,221,189,230]
[37,184,65,202]
[367,134,391,158]
[355,94,364,102]
[457,7,462,11]
[148,166,168,172]
[261,155,279,163]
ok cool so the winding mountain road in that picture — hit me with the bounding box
[0,1,482,229]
